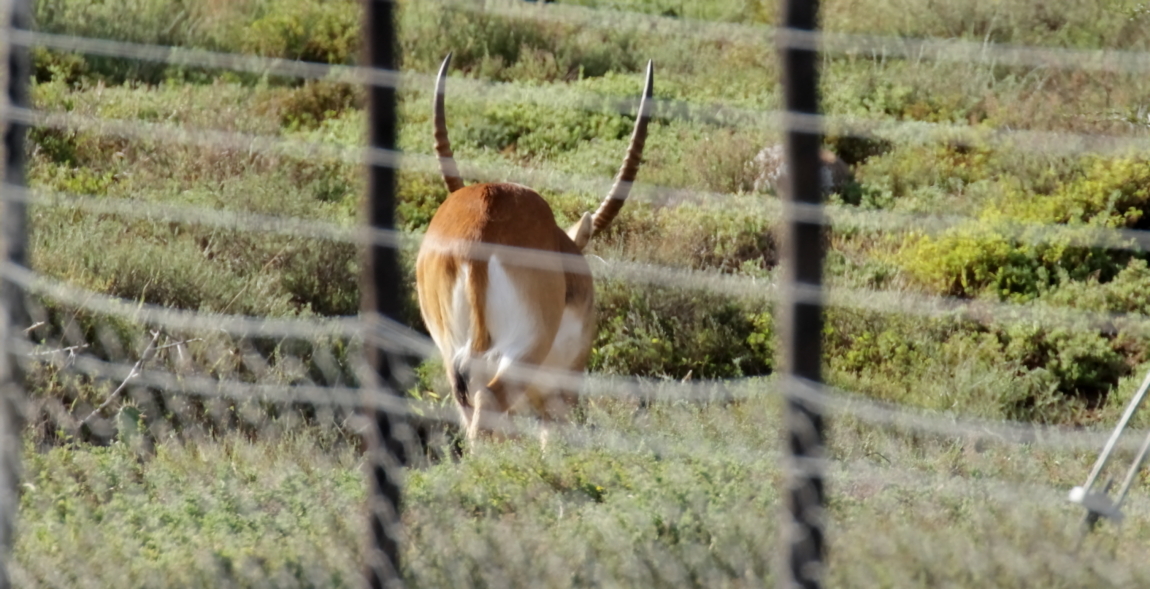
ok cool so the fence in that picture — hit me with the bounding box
[4,0,1150,586]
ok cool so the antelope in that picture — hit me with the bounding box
[415,54,654,443]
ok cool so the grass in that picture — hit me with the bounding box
[16,0,1150,585]
[15,429,364,588]
[15,389,1150,587]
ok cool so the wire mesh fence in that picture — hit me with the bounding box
[6,0,1150,586]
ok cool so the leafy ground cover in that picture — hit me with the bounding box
[15,390,1150,587]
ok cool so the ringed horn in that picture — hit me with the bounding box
[433,53,655,240]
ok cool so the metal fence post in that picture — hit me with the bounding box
[777,0,827,587]
[0,1,30,587]
[361,0,406,587]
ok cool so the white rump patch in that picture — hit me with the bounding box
[484,255,538,362]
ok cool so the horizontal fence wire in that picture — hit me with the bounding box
[8,181,1150,346]
[473,0,1150,74]
[9,253,1150,456]
[7,26,1150,155]
[19,2,1150,77]
[3,199,1150,347]
[9,186,1150,381]
[0,271,1117,445]
[17,317,1146,468]
[9,101,1150,247]
[5,58,1150,159]
[9,175,1150,263]
[7,168,1150,259]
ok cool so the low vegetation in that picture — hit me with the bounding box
[17,393,1150,587]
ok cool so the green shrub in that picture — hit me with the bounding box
[399,1,643,82]
[397,170,447,231]
[1038,258,1150,316]
[854,142,995,201]
[277,241,361,316]
[29,187,359,318]
[1099,358,1150,428]
[687,128,765,195]
[32,0,361,85]
[279,112,365,211]
[30,165,117,197]
[822,0,1147,49]
[30,47,90,86]
[241,0,361,65]
[26,80,136,173]
[998,157,1150,228]
[33,0,196,83]
[458,99,634,159]
[823,309,1107,421]
[996,322,1126,406]
[590,281,773,379]
[898,157,1150,299]
[588,199,777,275]
[823,310,952,390]
[266,80,365,130]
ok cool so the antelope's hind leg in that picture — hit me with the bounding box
[444,361,474,436]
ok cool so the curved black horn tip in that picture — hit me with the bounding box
[643,60,654,98]
[636,60,654,118]
[437,53,453,83]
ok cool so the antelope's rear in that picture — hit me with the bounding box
[416,55,654,443]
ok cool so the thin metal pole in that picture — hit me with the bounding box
[361,0,406,587]
[0,1,30,587]
[1114,429,1150,510]
[777,0,826,587]
[1082,369,1150,492]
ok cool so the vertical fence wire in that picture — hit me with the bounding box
[778,0,827,587]
[0,1,29,587]
[361,0,407,587]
